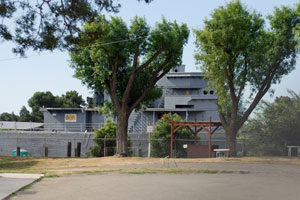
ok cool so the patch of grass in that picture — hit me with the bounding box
[202,169,219,174]
[220,170,235,174]
[239,170,250,174]
[124,171,157,175]
[44,173,60,178]
[78,171,108,175]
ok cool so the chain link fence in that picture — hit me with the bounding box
[0,132,298,158]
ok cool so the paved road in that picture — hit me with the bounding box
[8,162,300,200]
[0,173,43,200]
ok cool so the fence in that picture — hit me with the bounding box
[0,122,103,133]
[0,131,298,158]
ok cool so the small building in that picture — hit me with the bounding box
[40,108,104,132]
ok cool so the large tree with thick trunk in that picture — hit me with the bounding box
[70,15,189,156]
[194,0,300,156]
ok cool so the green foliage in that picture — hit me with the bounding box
[151,113,193,158]
[90,120,132,157]
[28,90,85,122]
[194,1,300,155]
[19,106,31,122]
[0,112,19,121]
[90,120,117,157]
[70,15,188,110]
[56,91,86,108]
[70,15,189,155]
[0,0,152,54]
[242,91,300,156]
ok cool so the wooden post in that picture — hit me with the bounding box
[67,142,72,157]
[77,142,81,157]
[194,118,197,144]
[209,116,212,158]
[45,146,48,157]
[17,147,20,157]
[170,116,173,158]
[104,139,106,157]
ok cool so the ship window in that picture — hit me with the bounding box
[175,105,194,108]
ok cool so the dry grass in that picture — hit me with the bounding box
[0,156,299,176]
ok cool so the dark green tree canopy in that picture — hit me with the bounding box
[27,90,86,122]
[70,15,189,156]
[0,0,152,54]
[71,15,189,113]
[0,112,19,121]
[194,0,300,156]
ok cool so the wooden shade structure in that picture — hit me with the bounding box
[170,116,222,158]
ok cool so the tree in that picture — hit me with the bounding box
[242,91,300,156]
[90,119,132,157]
[90,119,117,157]
[0,0,152,54]
[19,106,32,122]
[57,90,86,108]
[28,91,59,122]
[151,113,193,158]
[70,16,189,156]
[28,90,85,122]
[0,112,19,121]
[194,1,300,156]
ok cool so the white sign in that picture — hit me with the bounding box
[183,144,188,149]
[147,126,153,133]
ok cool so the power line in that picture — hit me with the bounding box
[0,7,292,62]
[0,52,54,62]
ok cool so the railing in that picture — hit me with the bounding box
[0,122,104,133]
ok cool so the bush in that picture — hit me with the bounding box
[151,113,194,158]
[90,119,132,157]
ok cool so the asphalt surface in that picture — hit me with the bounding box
[6,162,300,200]
[0,173,43,200]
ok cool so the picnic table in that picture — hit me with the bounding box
[213,149,230,158]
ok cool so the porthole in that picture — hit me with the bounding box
[203,90,208,95]
[210,90,214,95]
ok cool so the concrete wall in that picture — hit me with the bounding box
[0,131,95,157]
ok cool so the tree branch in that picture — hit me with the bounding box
[122,44,140,108]
[129,52,173,113]
[238,63,278,129]
[136,46,166,74]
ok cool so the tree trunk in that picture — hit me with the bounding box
[115,112,129,156]
[225,128,238,157]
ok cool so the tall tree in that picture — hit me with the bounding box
[194,1,299,156]
[70,16,189,156]
[0,0,152,54]
[57,90,86,108]
[28,91,59,122]
[19,106,32,122]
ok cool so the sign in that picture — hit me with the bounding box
[183,144,188,149]
[65,114,77,122]
[147,126,153,133]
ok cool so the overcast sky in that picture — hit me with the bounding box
[0,0,299,114]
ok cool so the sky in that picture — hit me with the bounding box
[0,0,300,114]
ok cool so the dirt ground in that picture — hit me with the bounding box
[8,161,300,200]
